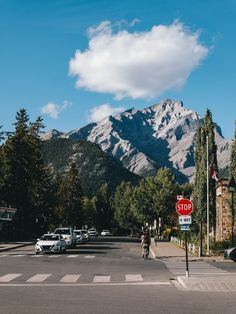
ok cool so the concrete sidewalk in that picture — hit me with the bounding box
[150,239,236,292]
[0,242,33,252]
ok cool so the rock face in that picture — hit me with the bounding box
[41,99,232,182]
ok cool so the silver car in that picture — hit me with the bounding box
[35,234,66,254]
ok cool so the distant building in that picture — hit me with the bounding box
[215,179,234,242]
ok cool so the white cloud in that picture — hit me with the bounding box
[69,21,208,100]
[40,100,71,119]
[88,103,125,122]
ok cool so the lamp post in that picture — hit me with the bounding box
[228,177,236,246]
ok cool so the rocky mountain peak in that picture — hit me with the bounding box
[41,99,232,182]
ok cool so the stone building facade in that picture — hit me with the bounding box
[215,179,234,242]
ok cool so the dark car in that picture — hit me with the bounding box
[224,247,236,262]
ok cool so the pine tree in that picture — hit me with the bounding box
[229,121,236,180]
[56,163,83,228]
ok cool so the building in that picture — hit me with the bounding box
[215,179,234,242]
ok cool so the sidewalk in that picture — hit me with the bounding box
[150,239,236,292]
[0,242,33,252]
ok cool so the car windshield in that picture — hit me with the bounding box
[40,235,59,241]
[55,229,70,234]
[74,231,81,235]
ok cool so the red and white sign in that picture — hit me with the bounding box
[176,199,193,216]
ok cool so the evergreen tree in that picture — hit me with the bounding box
[93,183,113,230]
[56,163,83,228]
[193,109,218,241]
[229,121,236,180]
[113,181,136,233]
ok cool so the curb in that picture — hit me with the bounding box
[0,242,33,252]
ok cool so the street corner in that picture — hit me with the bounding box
[177,275,236,292]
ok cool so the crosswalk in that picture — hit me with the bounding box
[162,259,228,276]
[0,254,96,259]
[0,273,166,285]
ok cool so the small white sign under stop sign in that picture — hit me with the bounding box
[178,215,192,225]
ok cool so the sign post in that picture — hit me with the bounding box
[176,199,193,278]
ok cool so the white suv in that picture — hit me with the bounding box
[54,227,77,248]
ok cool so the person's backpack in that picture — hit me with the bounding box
[143,233,150,244]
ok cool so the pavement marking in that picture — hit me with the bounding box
[93,276,111,283]
[125,274,143,282]
[12,255,25,257]
[60,274,81,283]
[163,260,229,275]
[26,274,51,283]
[67,255,79,258]
[49,255,61,258]
[0,273,22,282]
[0,255,7,258]
[84,255,95,259]
[0,281,171,287]
[31,255,43,258]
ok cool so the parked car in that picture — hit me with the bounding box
[74,229,84,244]
[80,229,89,241]
[54,227,77,248]
[224,247,236,262]
[101,230,111,236]
[35,233,66,254]
[88,228,98,237]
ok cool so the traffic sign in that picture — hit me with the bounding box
[179,215,192,225]
[181,224,190,231]
[176,198,193,216]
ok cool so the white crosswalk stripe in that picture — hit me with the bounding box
[84,255,95,259]
[60,274,81,283]
[27,274,51,282]
[12,255,25,257]
[0,273,22,282]
[125,274,143,282]
[67,255,79,258]
[93,275,111,283]
[163,260,228,275]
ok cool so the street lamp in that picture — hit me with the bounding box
[228,177,236,246]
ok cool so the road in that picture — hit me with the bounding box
[1,237,236,314]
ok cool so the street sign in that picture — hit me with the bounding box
[181,224,190,231]
[176,198,193,216]
[0,207,17,221]
[179,215,192,225]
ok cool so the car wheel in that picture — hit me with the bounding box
[35,252,39,255]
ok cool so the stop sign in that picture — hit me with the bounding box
[176,198,193,216]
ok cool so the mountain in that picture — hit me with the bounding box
[41,99,232,182]
[42,138,139,196]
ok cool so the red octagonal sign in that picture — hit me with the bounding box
[176,198,193,216]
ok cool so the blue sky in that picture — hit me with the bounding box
[0,0,235,138]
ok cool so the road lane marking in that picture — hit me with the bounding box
[27,274,51,283]
[93,276,111,283]
[49,255,60,258]
[67,255,79,258]
[31,255,43,258]
[125,274,143,282]
[12,255,25,257]
[0,255,7,258]
[84,255,95,259]
[60,275,81,283]
[0,281,171,287]
[0,273,22,282]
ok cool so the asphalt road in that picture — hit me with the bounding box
[1,237,236,314]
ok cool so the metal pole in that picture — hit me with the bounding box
[185,231,189,277]
[232,192,234,246]
[206,136,210,255]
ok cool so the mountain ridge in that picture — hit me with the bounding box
[41,99,232,182]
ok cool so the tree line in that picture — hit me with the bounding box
[0,108,235,243]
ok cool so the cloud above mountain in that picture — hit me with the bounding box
[40,100,71,119]
[88,103,125,122]
[69,21,208,100]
